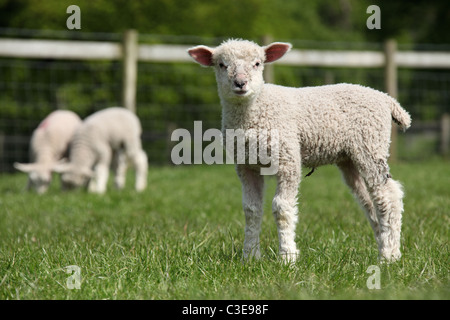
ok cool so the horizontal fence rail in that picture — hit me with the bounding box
[1,38,450,68]
[0,38,122,60]
[0,31,449,171]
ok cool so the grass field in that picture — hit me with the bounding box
[0,160,448,300]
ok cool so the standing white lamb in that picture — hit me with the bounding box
[188,39,411,263]
[54,107,148,194]
[14,110,82,194]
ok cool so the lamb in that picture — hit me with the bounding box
[53,107,148,194]
[188,39,411,263]
[14,110,82,194]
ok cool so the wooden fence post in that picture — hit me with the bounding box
[441,113,450,156]
[384,39,398,162]
[122,29,138,113]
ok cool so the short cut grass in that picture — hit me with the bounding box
[0,161,448,299]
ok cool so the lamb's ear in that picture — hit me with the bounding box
[264,42,292,63]
[14,162,37,173]
[188,45,214,66]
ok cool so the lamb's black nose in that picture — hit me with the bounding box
[234,80,247,89]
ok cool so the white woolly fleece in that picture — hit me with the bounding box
[55,107,148,194]
[189,39,410,263]
[14,110,82,194]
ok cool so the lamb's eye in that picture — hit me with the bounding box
[219,63,227,69]
[255,62,260,67]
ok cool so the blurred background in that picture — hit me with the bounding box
[0,0,449,171]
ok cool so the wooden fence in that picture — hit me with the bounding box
[1,30,450,160]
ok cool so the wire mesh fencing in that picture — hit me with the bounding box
[0,30,449,172]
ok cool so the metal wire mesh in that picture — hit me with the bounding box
[0,30,449,171]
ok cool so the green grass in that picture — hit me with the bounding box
[0,161,448,300]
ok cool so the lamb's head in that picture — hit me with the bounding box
[188,39,291,103]
[14,162,52,194]
[52,162,94,190]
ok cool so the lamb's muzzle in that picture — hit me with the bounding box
[233,77,248,95]
[234,78,247,90]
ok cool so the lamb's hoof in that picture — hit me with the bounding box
[379,249,401,264]
[280,250,299,264]
[135,184,147,192]
[242,248,261,262]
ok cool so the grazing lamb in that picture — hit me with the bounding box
[188,39,411,263]
[53,107,148,194]
[14,110,82,194]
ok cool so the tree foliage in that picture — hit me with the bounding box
[0,0,448,44]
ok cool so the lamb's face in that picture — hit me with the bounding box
[212,41,266,101]
[188,39,292,104]
[29,169,51,194]
[14,162,52,194]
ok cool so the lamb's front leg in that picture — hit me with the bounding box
[112,150,127,190]
[272,164,300,263]
[88,146,111,194]
[236,165,265,260]
[88,163,109,194]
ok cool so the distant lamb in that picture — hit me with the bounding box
[188,39,411,263]
[54,107,148,194]
[14,110,82,194]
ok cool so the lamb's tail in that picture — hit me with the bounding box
[390,99,411,131]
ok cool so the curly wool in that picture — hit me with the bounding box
[189,39,411,263]
[14,110,82,194]
[57,107,148,194]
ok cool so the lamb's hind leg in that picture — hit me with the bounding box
[369,177,404,262]
[361,159,404,262]
[337,160,380,246]
[112,150,128,190]
[125,137,148,192]
[130,149,148,192]
[237,165,265,260]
